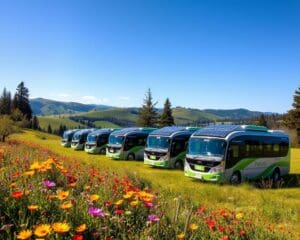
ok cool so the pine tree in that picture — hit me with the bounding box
[47,124,52,134]
[31,116,39,130]
[0,88,12,115]
[284,87,300,129]
[13,82,32,120]
[159,98,174,127]
[257,114,268,127]
[137,89,158,127]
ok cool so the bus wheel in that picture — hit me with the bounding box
[230,171,241,185]
[174,161,184,170]
[100,148,106,154]
[272,168,281,185]
[127,153,135,160]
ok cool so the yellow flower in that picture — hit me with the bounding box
[28,205,39,211]
[115,199,123,206]
[236,212,243,220]
[75,224,87,233]
[16,229,32,240]
[60,201,73,210]
[34,224,51,237]
[52,222,70,234]
[123,191,134,199]
[130,200,138,207]
[30,162,41,171]
[177,233,185,240]
[57,191,69,200]
[89,194,100,202]
[189,223,198,231]
[24,171,35,177]
[84,185,91,191]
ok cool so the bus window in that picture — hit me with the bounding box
[226,144,240,169]
[171,140,185,157]
[124,136,137,151]
[137,136,146,146]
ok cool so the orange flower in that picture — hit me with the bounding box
[12,191,23,199]
[24,171,35,177]
[89,194,100,202]
[52,222,70,234]
[16,229,32,239]
[130,200,138,207]
[57,191,69,200]
[60,201,73,210]
[34,224,51,237]
[28,205,39,211]
[75,224,87,233]
[189,223,198,231]
[177,233,185,240]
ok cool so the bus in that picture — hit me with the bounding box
[61,129,79,147]
[71,129,94,150]
[144,126,199,169]
[184,125,290,184]
[85,128,119,154]
[106,127,157,160]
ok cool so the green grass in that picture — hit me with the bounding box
[38,116,86,131]
[11,130,300,233]
[93,120,120,128]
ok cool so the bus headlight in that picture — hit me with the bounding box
[209,163,223,173]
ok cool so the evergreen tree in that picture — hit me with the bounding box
[137,89,158,127]
[284,87,300,129]
[13,82,32,120]
[159,98,174,127]
[257,114,268,127]
[31,116,39,130]
[0,88,12,115]
[47,124,52,134]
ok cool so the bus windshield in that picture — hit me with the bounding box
[63,132,69,140]
[87,135,97,142]
[109,135,124,145]
[73,133,81,141]
[147,136,170,149]
[189,138,227,156]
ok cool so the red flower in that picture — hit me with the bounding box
[219,225,226,232]
[207,219,216,231]
[104,201,112,207]
[12,191,23,199]
[115,209,124,215]
[196,205,205,215]
[220,236,230,240]
[73,234,83,240]
[106,237,113,240]
[239,230,246,236]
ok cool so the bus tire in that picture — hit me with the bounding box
[100,148,106,154]
[272,168,281,185]
[127,153,135,160]
[230,171,241,185]
[174,160,184,170]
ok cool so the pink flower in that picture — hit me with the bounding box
[88,207,105,217]
[143,201,154,208]
[43,180,56,188]
[148,214,160,222]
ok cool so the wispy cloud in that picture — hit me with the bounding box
[117,96,130,101]
[81,96,109,104]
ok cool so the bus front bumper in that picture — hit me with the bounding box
[144,158,170,168]
[184,164,224,182]
[61,142,71,148]
[106,151,122,160]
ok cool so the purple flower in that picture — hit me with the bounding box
[148,214,160,222]
[88,207,105,217]
[144,201,154,208]
[43,180,56,188]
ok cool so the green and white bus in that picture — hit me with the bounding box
[106,127,157,160]
[85,128,119,154]
[184,125,290,184]
[71,129,94,150]
[61,129,79,147]
[144,126,199,169]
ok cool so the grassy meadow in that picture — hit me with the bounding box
[1,129,299,239]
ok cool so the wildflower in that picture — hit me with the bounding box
[220,236,230,240]
[89,194,100,202]
[148,214,160,222]
[73,234,84,240]
[104,201,112,206]
[10,182,17,188]
[84,185,91,191]
[125,210,132,215]
[239,230,246,236]
[16,229,32,240]
[28,205,39,211]
[52,222,70,234]
[57,191,69,200]
[123,191,134,199]
[88,207,105,217]
[43,180,56,188]
[143,201,154,208]
[34,224,51,237]
[207,219,216,231]
[60,201,73,210]
[24,171,35,177]
[189,223,198,231]
[75,224,87,233]
[130,200,138,207]
[30,162,41,171]
[196,205,205,214]
[236,212,243,220]
[115,209,124,215]
[218,225,226,232]
[177,233,185,240]
[12,191,23,199]
[115,199,123,206]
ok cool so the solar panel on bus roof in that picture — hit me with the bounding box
[193,125,240,137]
[150,126,188,136]
[111,127,143,135]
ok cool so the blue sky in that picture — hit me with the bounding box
[0,0,299,113]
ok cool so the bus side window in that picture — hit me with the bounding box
[226,144,239,169]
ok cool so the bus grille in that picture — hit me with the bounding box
[144,150,167,160]
[186,158,220,172]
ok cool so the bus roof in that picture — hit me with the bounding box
[73,129,94,136]
[149,126,199,137]
[192,125,287,138]
[88,128,119,137]
[110,127,157,136]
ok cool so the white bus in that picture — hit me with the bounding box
[61,129,79,147]
[184,125,290,184]
[71,129,94,150]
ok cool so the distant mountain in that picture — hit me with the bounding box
[30,98,112,115]
[203,108,265,120]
